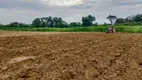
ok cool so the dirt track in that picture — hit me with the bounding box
[0,31,142,80]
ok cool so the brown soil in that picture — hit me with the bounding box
[0,31,142,80]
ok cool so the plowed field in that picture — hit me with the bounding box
[0,31,142,80]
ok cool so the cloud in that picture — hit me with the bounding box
[40,0,84,6]
[0,0,142,24]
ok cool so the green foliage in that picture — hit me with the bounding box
[116,14,142,26]
[32,18,42,27]
[10,22,30,27]
[0,22,30,28]
[82,15,95,27]
[1,14,142,33]
[115,26,142,33]
[32,16,68,28]
[1,26,142,33]
[115,18,125,24]
[107,15,117,26]
[133,14,142,22]
[69,22,81,27]
[116,22,142,26]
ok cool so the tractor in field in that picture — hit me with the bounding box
[106,27,115,33]
[106,15,117,33]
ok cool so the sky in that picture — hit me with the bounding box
[0,0,142,24]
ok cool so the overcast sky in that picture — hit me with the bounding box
[0,0,142,24]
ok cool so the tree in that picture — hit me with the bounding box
[47,16,54,27]
[53,17,63,27]
[9,22,30,27]
[114,14,142,26]
[53,17,68,28]
[116,18,125,24]
[42,17,49,27]
[133,14,142,22]
[125,16,134,23]
[10,22,24,27]
[107,15,117,27]
[82,15,95,27]
[69,22,81,27]
[32,16,68,28]
[32,18,42,27]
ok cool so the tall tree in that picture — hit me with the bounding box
[53,17,62,27]
[47,16,54,27]
[32,18,42,27]
[82,15,95,27]
[107,15,117,27]
[133,14,142,22]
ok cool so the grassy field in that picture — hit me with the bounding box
[0,26,142,33]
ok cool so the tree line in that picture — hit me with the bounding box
[115,14,142,26]
[0,14,142,28]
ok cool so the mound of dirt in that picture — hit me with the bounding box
[0,32,142,80]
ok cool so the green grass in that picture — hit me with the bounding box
[0,26,142,33]
[114,26,142,33]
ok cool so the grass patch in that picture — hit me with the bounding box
[0,26,142,33]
